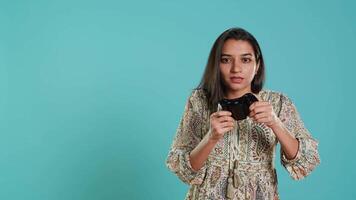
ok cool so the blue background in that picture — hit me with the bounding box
[1,0,355,199]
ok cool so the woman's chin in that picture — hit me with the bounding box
[228,84,245,91]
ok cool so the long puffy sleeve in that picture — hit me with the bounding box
[165,89,208,185]
[278,93,321,180]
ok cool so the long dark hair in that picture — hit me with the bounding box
[194,27,266,114]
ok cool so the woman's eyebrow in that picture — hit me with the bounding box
[221,53,232,57]
[221,53,253,57]
[240,53,253,57]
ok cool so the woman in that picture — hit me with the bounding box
[165,27,320,200]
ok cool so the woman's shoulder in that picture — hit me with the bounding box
[259,88,290,102]
[259,89,297,115]
[183,88,208,112]
[189,88,208,102]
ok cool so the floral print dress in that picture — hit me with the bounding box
[165,88,320,200]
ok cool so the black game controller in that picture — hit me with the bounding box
[218,93,259,121]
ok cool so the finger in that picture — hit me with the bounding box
[220,121,235,128]
[210,111,232,118]
[255,116,271,123]
[253,112,269,120]
[220,126,234,134]
[211,112,218,118]
[216,111,232,117]
[211,111,226,118]
[252,105,273,117]
[218,116,234,123]
[254,102,271,110]
[249,102,257,111]
[250,106,267,117]
[249,101,269,111]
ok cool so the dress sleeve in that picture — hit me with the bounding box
[278,93,321,180]
[165,90,208,185]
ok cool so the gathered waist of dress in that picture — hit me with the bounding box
[235,160,275,172]
[209,157,275,172]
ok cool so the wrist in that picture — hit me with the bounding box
[206,130,220,144]
[269,118,284,131]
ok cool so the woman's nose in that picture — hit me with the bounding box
[230,62,242,73]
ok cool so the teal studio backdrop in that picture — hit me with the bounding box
[0,0,355,199]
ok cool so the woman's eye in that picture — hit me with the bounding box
[242,58,251,63]
[220,58,230,63]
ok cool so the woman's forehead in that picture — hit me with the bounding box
[222,39,255,56]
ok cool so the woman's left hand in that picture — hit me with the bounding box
[248,101,281,129]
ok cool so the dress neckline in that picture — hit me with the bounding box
[223,89,266,100]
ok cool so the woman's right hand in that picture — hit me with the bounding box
[208,110,235,142]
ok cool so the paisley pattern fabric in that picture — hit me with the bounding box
[165,88,320,200]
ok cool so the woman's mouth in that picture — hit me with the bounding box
[230,77,244,84]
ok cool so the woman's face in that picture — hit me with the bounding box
[219,39,259,98]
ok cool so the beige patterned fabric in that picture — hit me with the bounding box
[166,88,320,200]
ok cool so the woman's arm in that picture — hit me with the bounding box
[189,131,218,171]
[248,96,299,160]
[249,93,320,180]
[270,120,299,160]
[189,110,234,171]
[166,90,233,185]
